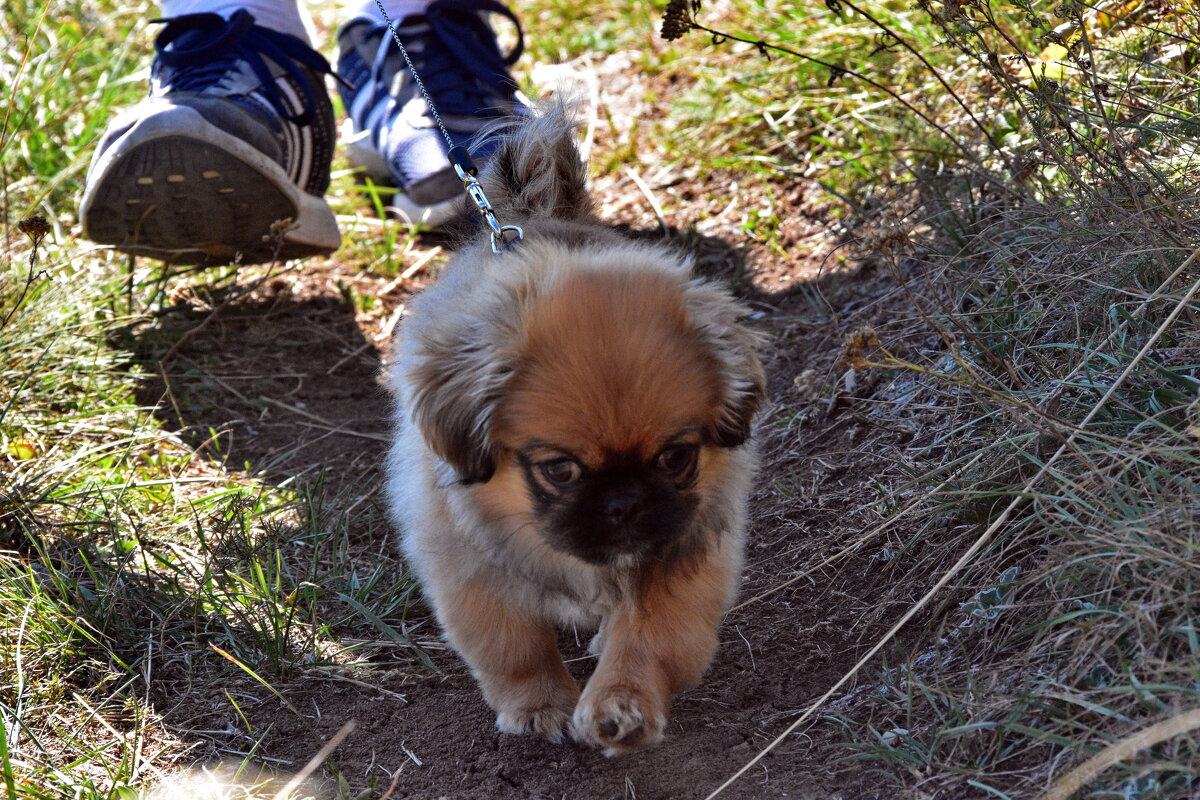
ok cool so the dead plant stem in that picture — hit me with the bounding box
[1041,707,1200,800]
[270,720,356,800]
[706,252,1200,799]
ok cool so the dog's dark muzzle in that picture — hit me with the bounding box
[547,475,692,565]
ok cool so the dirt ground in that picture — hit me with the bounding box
[126,58,968,800]
[130,171,963,799]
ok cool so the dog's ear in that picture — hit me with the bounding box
[406,322,511,484]
[684,280,767,448]
[477,103,593,221]
[710,367,765,448]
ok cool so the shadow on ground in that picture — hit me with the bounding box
[130,284,391,487]
[114,216,925,799]
[126,220,861,486]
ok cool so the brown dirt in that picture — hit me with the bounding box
[122,54,971,800]
[127,163,964,799]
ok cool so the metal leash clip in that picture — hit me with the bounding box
[448,145,523,254]
[373,0,524,256]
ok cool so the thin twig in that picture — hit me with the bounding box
[258,396,390,442]
[325,342,376,375]
[1,217,50,331]
[706,263,1200,799]
[377,768,403,800]
[378,246,443,295]
[377,302,407,343]
[624,166,667,229]
[302,668,408,704]
[270,720,356,800]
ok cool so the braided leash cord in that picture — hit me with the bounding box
[370,0,523,252]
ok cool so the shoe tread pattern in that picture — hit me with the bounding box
[84,136,322,265]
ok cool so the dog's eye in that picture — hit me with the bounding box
[540,458,582,487]
[656,445,697,476]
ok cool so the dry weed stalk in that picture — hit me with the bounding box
[709,235,1200,797]
[1041,708,1200,800]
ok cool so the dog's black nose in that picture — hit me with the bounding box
[604,492,642,525]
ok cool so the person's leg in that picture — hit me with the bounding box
[80,0,531,261]
[79,0,339,264]
[159,0,310,41]
[345,0,431,24]
[334,0,530,227]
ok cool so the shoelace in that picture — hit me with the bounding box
[153,10,334,126]
[369,0,524,118]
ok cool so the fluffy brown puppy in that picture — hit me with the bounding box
[385,108,765,755]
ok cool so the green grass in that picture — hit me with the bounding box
[0,238,420,796]
[3,8,420,793]
[2,1,152,218]
[521,0,658,61]
[4,0,1200,796]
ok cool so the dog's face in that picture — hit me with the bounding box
[508,433,704,565]
[491,270,732,564]
[407,247,764,567]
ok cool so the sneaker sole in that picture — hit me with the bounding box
[81,107,340,265]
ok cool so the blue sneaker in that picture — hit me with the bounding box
[80,10,340,265]
[335,0,529,228]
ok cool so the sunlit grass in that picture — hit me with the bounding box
[3,0,1199,796]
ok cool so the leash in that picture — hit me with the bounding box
[371,0,524,254]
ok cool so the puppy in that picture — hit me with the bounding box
[385,107,765,755]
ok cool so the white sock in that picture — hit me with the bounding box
[347,0,432,24]
[158,0,313,44]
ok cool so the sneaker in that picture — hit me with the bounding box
[79,10,340,265]
[335,0,529,228]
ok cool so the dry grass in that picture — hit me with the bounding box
[663,1,1200,796]
[3,0,1199,797]
[826,215,1200,798]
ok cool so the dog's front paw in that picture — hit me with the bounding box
[490,676,580,744]
[496,703,574,743]
[571,685,666,756]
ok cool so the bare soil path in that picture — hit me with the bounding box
[118,49,967,800]
[131,160,957,798]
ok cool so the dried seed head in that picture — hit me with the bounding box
[262,217,297,244]
[660,0,692,41]
[836,326,881,371]
[18,215,51,244]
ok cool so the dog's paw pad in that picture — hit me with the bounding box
[572,687,665,756]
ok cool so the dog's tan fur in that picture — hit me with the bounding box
[385,108,764,754]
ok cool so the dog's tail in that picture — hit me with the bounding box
[474,103,592,222]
